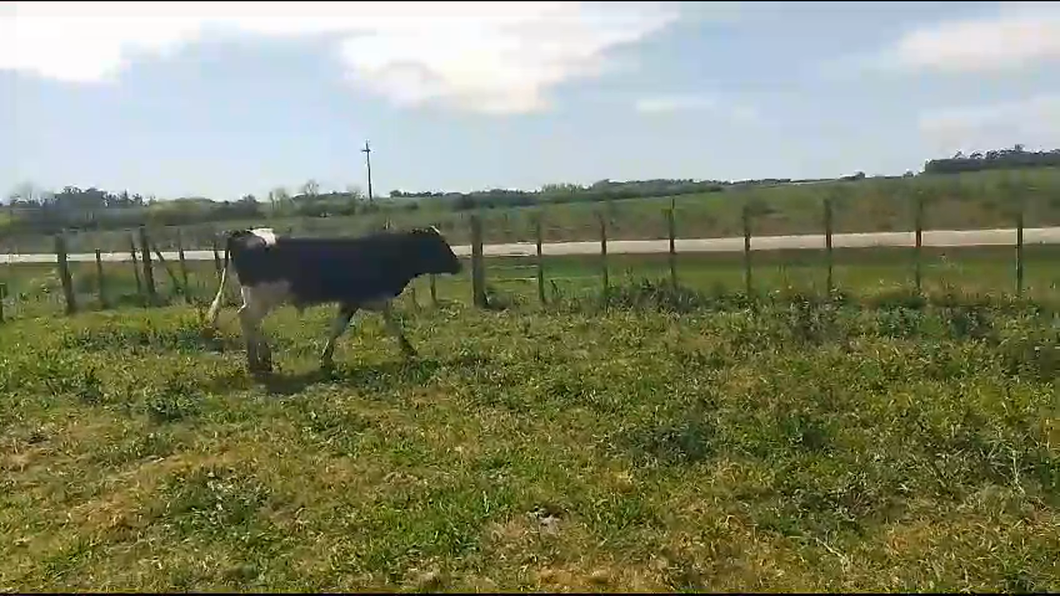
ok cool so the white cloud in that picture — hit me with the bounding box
[634,94,718,114]
[872,3,1060,74]
[918,94,1060,153]
[0,1,690,114]
[634,93,760,123]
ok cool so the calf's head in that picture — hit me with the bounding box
[408,226,462,275]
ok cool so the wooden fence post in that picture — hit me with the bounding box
[667,203,677,290]
[914,193,924,294]
[138,226,156,305]
[95,249,107,309]
[824,196,834,294]
[211,236,227,304]
[470,214,486,308]
[599,211,609,297]
[150,243,187,302]
[5,242,13,284]
[1016,190,1025,298]
[55,233,76,315]
[211,237,222,276]
[536,214,546,305]
[129,236,143,299]
[176,229,190,304]
[742,204,753,296]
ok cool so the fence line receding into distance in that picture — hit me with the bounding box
[0,194,1046,321]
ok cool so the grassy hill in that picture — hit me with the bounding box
[3,168,1059,255]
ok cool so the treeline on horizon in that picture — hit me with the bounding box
[3,145,1059,237]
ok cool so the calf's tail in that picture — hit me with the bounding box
[206,239,231,328]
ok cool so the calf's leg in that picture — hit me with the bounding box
[258,332,273,372]
[238,286,276,375]
[379,301,418,359]
[320,303,357,371]
[238,304,266,373]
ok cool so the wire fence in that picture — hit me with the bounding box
[2,195,1057,323]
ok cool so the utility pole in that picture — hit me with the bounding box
[361,140,374,203]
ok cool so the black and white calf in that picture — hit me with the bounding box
[206,226,463,374]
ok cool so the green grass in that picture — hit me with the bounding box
[1,282,1058,591]
[4,167,1060,254]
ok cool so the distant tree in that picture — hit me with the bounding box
[268,186,291,216]
[344,184,364,200]
[924,145,1060,174]
[301,179,320,198]
[10,181,38,205]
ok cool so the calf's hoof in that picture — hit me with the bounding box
[398,340,418,360]
[247,360,274,378]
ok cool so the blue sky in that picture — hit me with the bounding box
[3,1,1060,201]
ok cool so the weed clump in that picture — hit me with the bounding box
[143,375,201,424]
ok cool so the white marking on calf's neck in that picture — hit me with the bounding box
[249,227,277,246]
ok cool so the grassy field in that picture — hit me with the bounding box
[4,167,1060,254]
[2,273,1059,591]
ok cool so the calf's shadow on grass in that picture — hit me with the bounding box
[256,353,491,396]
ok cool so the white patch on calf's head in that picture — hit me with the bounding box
[249,227,277,246]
